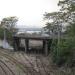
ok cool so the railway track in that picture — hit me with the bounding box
[0,60,15,75]
[0,49,41,75]
[22,53,50,75]
[16,52,40,75]
[36,56,50,75]
[0,49,27,75]
[0,48,50,75]
[0,63,7,75]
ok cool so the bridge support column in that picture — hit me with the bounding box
[13,37,20,51]
[43,40,45,54]
[44,40,48,56]
[25,39,29,53]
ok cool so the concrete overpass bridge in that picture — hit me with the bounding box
[13,34,53,55]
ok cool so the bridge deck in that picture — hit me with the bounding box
[13,34,52,55]
[13,34,52,40]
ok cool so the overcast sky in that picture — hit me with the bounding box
[0,0,60,28]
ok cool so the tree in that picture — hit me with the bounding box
[44,0,75,45]
[1,16,18,34]
[44,12,63,44]
[44,22,53,35]
[58,0,75,24]
[43,0,75,66]
[0,16,18,48]
[44,0,75,36]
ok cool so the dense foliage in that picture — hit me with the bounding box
[51,39,75,66]
[44,0,75,67]
[0,28,12,40]
[0,16,18,45]
[1,16,18,34]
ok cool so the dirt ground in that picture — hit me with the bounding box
[0,48,75,75]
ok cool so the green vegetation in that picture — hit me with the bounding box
[44,0,75,67]
[0,28,12,40]
[1,16,18,34]
[0,28,4,40]
[51,39,75,67]
[0,16,18,45]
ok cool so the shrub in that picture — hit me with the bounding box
[0,28,13,45]
[0,28,4,40]
[51,38,75,67]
